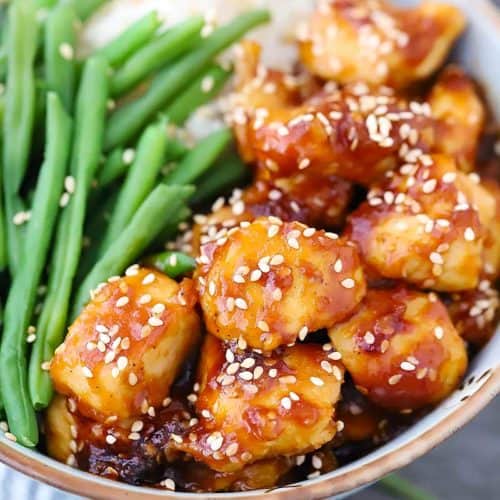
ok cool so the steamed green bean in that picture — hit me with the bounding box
[71,184,194,318]
[1,92,72,446]
[104,9,270,150]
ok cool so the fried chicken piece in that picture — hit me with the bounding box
[50,267,200,422]
[297,0,465,89]
[197,217,366,350]
[444,279,499,347]
[328,287,467,410]
[346,154,495,291]
[429,66,485,172]
[173,334,344,472]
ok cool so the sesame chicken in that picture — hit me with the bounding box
[191,175,353,254]
[297,0,465,89]
[173,334,344,472]
[197,217,366,350]
[328,287,467,410]
[50,267,201,422]
[428,66,485,173]
[229,79,435,185]
[444,279,499,347]
[346,154,495,291]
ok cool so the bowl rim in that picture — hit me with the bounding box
[1,0,500,498]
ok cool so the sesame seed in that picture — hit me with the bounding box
[138,294,151,304]
[235,298,248,310]
[298,326,308,341]
[422,179,437,194]
[106,434,117,445]
[170,433,183,444]
[240,357,255,369]
[82,366,93,378]
[225,349,235,363]
[464,227,475,241]
[104,351,115,364]
[287,237,299,249]
[58,42,74,60]
[269,368,278,378]
[328,351,342,361]
[388,374,402,385]
[5,432,17,442]
[26,334,36,343]
[220,375,235,386]
[332,365,342,381]
[122,148,135,165]
[111,367,119,378]
[128,432,141,441]
[257,320,270,332]
[336,420,345,432]
[142,273,156,285]
[270,254,285,266]
[400,361,416,371]
[299,158,311,170]
[250,269,262,281]
[279,375,297,384]
[308,471,321,479]
[239,371,253,381]
[253,366,264,379]
[429,252,444,265]
[116,296,129,307]
[310,376,324,387]
[267,224,280,237]
[41,361,51,371]
[162,479,176,491]
[324,232,338,240]
[207,432,223,451]
[364,331,375,344]
[59,192,70,207]
[226,362,240,375]
[442,172,456,183]
[303,227,316,237]
[225,442,239,456]
[341,278,355,289]
[333,259,343,273]
[434,326,444,340]
[148,316,164,327]
[281,397,292,409]
[64,176,76,194]
[312,455,323,469]
[272,288,282,301]
[117,356,128,370]
[201,75,214,93]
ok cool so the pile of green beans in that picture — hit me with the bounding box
[0,0,268,448]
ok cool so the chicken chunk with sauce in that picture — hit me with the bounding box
[328,287,467,410]
[173,334,344,472]
[428,66,485,172]
[297,0,465,89]
[50,267,201,422]
[197,217,366,350]
[346,154,495,291]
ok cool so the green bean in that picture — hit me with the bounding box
[29,57,109,410]
[44,1,77,111]
[191,151,250,206]
[143,251,195,278]
[95,11,161,68]
[163,128,232,185]
[104,9,270,150]
[97,136,189,188]
[71,184,194,318]
[99,122,168,252]
[165,64,231,125]
[1,92,72,446]
[378,475,436,500]
[111,16,204,97]
[3,0,39,274]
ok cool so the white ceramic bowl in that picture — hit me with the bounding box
[0,1,498,498]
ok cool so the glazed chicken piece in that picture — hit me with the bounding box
[444,279,499,347]
[191,175,353,254]
[428,66,485,172]
[328,287,467,411]
[229,78,435,185]
[346,154,496,291]
[173,334,344,472]
[50,266,201,422]
[197,216,366,350]
[297,0,465,90]
[46,392,295,491]
[481,178,500,278]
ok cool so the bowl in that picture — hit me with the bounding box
[0,0,499,498]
